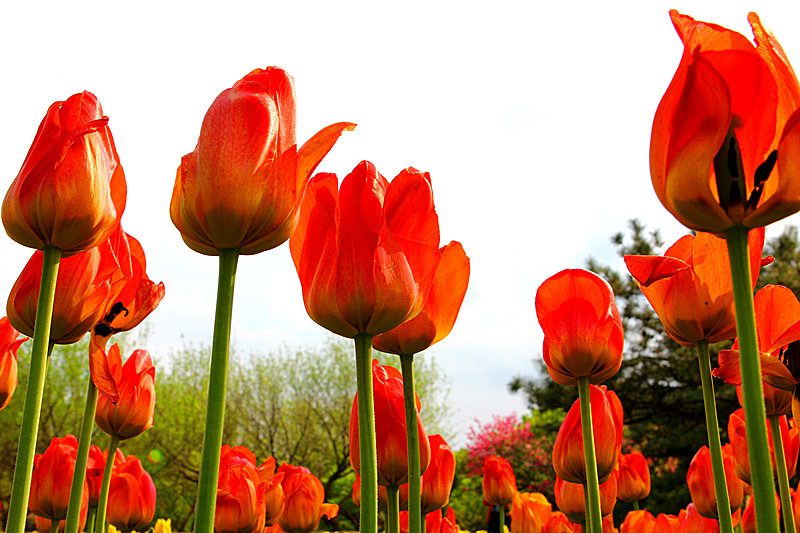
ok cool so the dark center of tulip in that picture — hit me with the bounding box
[779,340,800,379]
[93,301,129,337]
[713,124,777,215]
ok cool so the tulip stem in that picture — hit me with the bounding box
[695,340,735,533]
[768,415,796,533]
[4,245,61,533]
[499,505,505,533]
[87,507,97,533]
[725,226,780,533]
[50,520,59,533]
[65,377,100,533]
[355,333,378,533]
[632,500,640,512]
[387,484,400,533]
[194,248,239,533]
[576,377,602,533]
[95,434,120,533]
[581,484,595,533]
[400,353,423,533]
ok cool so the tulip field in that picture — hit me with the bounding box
[6,7,800,533]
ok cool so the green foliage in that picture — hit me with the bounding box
[0,334,453,531]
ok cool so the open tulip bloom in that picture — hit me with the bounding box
[650,10,800,531]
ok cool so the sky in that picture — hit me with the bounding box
[3,0,800,449]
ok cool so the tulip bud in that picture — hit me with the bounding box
[421,434,456,514]
[620,509,656,533]
[94,346,156,440]
[106,454,156,532]
[553,471,617,524]
[482,455,517,507]
[617,451,651,502]
[687,445,744,519]
[510,492,552,533]
[279,471,338,533]
[29,435,87,521]
[0,317,25,410]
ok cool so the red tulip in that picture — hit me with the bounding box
[741,491,781,533]
[373,241,470,355]
[535,269,623,386]
[420,434,456,514]
[34,501,87,533]
[171,67,354,255]
[349,360,430,486]
[290,160,441,338]
[216,460,267,533]
[687,445,744,519]
[279,471,338,533]
[510,492,552,533]
[552,385,623,484]
[652,513,681,533]
[650,10,800,233]
[680,503,720,533]
[106,453,156,532]
[87,445,124,506]
[29,435,87,521]
[625,230,769,346]
[352,474,409,512]
[620,510,656,533]
[727,408,799,483]
[425,507,459,533]
[482,455,517,507]
[617,451,651,502]
[2,91,126,255]
[553,471,617,524]
[541,512,573,533]
[0,317,25,410]
[94,346,156,440]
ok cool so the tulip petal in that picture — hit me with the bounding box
[297,122,357,189]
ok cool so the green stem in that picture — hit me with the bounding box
[95,435,120,533]
[400,353,422,533]
[769,415,796,533]
[387,484,400,533]
[355,333,378,533]
[4,245,62,533]
[194,248,239,533]
[577,378,602,533]
[499,505,505,533]
[695,340,734,533]
[87,507,97,533]
[581,484,594,533]
[725,226,779,532]
[632,500,640,512]
[65,378,99,533]
[50,519,60,533]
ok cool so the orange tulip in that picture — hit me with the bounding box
[616,451,651,503]
[482,455,517,507]
[714,284,800,419]
[279,471,338,533]
[552,385,623,484]
[535,269,623,386]
[216,457,267,533]
[0,317,25,410]
[106,453,156,532]
[553,471,617,524]
[420,434,456,514]
[741,491,780,533]
[792,487,800,531]
[510,492,552,533]
[2,91,126,255]
[652,514,681,533]
[171,67,354,255]
[624,230,769,346]
[680,504,721,533]
[650,10,800,233]
[29,435,88,521]
[34,501,87,533]
[290,160,441,338]
[87,445,124,506]
[620,510,656,533]
[541,512,573,533]
[687,445,744,519]
[94,346,156,440]
[727,408,798,483]
[349,361,430,486]
[373,241,469,355]
[425,507,459,533]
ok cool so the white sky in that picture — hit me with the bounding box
[3,1,800,449]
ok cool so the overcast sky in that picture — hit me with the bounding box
[3,1,800,449]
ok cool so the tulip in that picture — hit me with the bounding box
[0,317,26,410]
[290,160,441,338]
[741,492,781,533]
[624,230,769,346]
[2,91,126,255]
[620,510,656,533]
[106,454,156,532]
[373,241,470,355]
[552,386,623,484]
[553,472,617,525]
[94,346,155,440]
[728,409,799,483]
[215,461,267,533]
[534,269,623,386]
[171,67,354,255]
[279,471,338,533]
[35,501,88,533]
[687,445,744,519]
[349,361,430,486]
[617,451,651,503]
[29,435,87,521]
[352,475,410,512]
[482,455,517,507]
[651,11,800,233]
[425,507,458,533]
[541,512,573,533]
[87,446,124,507]
[155,519,172,533]
[510,492,552,533]
[420,434,456,514]
[652,514,681,533]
